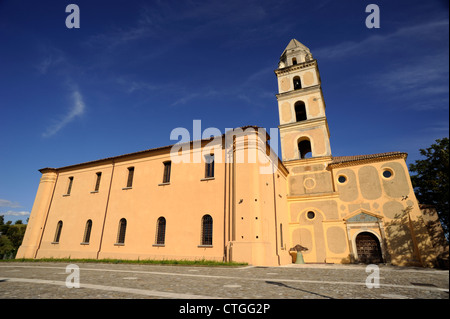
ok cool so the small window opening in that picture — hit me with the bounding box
[67,177,74,195]
[205,154,214,178]
[83,220,92,243]
[163,161,171,183]
[292,57,297,65]
[94,172,102,192]
[293,76,302,90]
[295,101,307,121]
[201,214,213,246]
[117,218,127,244]
[155,217,166,245]
[307,211,316,220]
[298,139,312,159]
[338,175,347,183]
[126,167,134,188]
[54,221,63,243]
[382,169,393,178]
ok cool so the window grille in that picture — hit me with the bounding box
[155,217,166,245]
[201,215,213,245]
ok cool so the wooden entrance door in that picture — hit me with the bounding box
[356,232,383,264]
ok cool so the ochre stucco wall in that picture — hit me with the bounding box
[18,132,291,267]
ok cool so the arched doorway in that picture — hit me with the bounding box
[355,232,383,264]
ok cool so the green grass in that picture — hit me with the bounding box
[2,257,247,267]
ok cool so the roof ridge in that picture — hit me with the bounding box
[330,152,407,166]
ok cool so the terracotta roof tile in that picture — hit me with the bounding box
[329,152,407,166]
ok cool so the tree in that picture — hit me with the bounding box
[0,215,27,259]
[0,235,15,258]
[409,138,449,237]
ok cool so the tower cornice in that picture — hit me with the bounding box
[275,84,322,101]
[278,117,330,139]
[274,60,317,76]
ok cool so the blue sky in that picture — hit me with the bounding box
[0,0,448,223]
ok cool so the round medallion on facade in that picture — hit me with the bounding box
[303,177,316,189]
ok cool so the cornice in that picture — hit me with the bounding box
[328,153,408,169]
[274,60,317,76]
[283,155,333,168]
[275,84,321,101]
[287,191,339,202]
[278,117,328,131]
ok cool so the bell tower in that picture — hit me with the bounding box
[275,39,331,162]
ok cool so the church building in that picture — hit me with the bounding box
[17,39,448,267]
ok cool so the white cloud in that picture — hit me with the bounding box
[115,77,163,94]
[170,89,219,107]
[42,89,86,137]
[36,54,64,75]
[314,20,448,59]
[170,93,201,106]
[368,51,449,110]
[0,199,21,208]
[1,211,30,217]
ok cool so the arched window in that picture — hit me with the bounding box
[82,220,92,244]
[292,57,297,65]
[298,138,312,159]
[117,218,127,244]
[155,217,166,245]
[293,76,302,90]
[201,215,213,246]
[54,221,63,243]
[295,101,307,122]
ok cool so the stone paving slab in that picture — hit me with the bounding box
[0,262,448,300]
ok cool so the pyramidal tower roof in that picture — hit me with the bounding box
[281,39,310,57]
[278,39,313,68]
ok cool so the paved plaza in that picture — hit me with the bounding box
[0,262,448,300]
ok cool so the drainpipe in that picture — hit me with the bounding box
[232,136,236,242]
[96,159,115,259]
[272,170,280,265]
[223,144,228,262]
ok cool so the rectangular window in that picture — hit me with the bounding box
[205,154,214,178]
[54,221,63,243]
[126,167,134,188]
[94,172,102,192]
[66,177,74,195]
[163,161,171,183]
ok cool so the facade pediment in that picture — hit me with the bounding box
[344,210,383,223]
